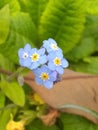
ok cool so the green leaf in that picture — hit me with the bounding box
[0,12,36,64]
[0,4,10,44]
[0,53,14,70]
[7,0,21,13]
[0,91,5,108]
[0,0,9,9]
[26,119,60,130]
[18,0,49,27]
[66,15,98,61]
[0,109,11,130]
[86,0,98,15]
[70,57,98,74]
[39,0,86,53]
[0,81,25,106]
[0,0,21,13]
[83,15,98,38]
[66,37,95,61]
[59,113,98,130]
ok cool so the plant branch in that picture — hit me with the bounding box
[0,68,98,81]
[0,104,17,111]
[59,104,98,119]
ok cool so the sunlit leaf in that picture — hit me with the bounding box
[0,81,25,106]
[0,5,10,44]
[0,12,36,63]
[0,109,11,130]
[18,0,49,27]
[66,37,95,61]
[71,57,98,74]
[39,0,86,53]
[86,0,98,15]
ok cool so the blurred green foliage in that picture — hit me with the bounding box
[0,0,98,129]
[0,0,98,73]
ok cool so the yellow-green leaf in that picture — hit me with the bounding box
[39,0,86,53]
[86,0,98,15]
[0,91,5,108]
[0,12,36,64]
[0,109,11,130]
[0,81,25,107]
[0,4,10,44]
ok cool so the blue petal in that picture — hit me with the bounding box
[47,52,56,60]
[38,48,45,55]
[43,40,50,47]
[33,68,42,76]
[23,58,31,67]
[30,62,39,69]
[56,51,63,59]
[19,59,24,66]
[61,58,69,68]
[48,38,57,44]
[40,65,50,73]
[43,40,53,52]
[48,62,55,70]
[35,77,43,85]
[43,80,53,89]
[39,55,47,64]
[30,48,37,54]
[50,71,57,81]
[18,49,24,57]
[24,44,31,51]
[56,66,64,74]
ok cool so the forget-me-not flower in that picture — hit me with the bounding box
[29,48,47,70]
[48,51,69,74]
[43,38,62,53]
[33,65,57,89]
[18,44,31,68]
[18,38,69,89]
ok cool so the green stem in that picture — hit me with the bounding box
[0,104,17,111]
[6,67,25,81]
[59,104,98,119]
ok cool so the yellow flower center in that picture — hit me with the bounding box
[51,44,58,50]
[40,73,49,80]
[54,57,61,65]
[31,53,39,61]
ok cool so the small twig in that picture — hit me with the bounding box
[0,68,34,81]
[0,68,12,75]
[0,68,98,81]
[59,104,98,119]
[0,104,17,111]
[6,67,25,81]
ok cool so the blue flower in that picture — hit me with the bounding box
[43,38,62,53]
[18,44,31,68]
[29,48,47,69]
[48,51,69,74]
[33,65,57,89]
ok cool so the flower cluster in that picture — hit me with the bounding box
[18,38,69,89]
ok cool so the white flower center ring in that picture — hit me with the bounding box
[53,57,61,66]
[31,53,39,61]
[22,52,28,59]
[40,73,49,80]
[51,44,58,50]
